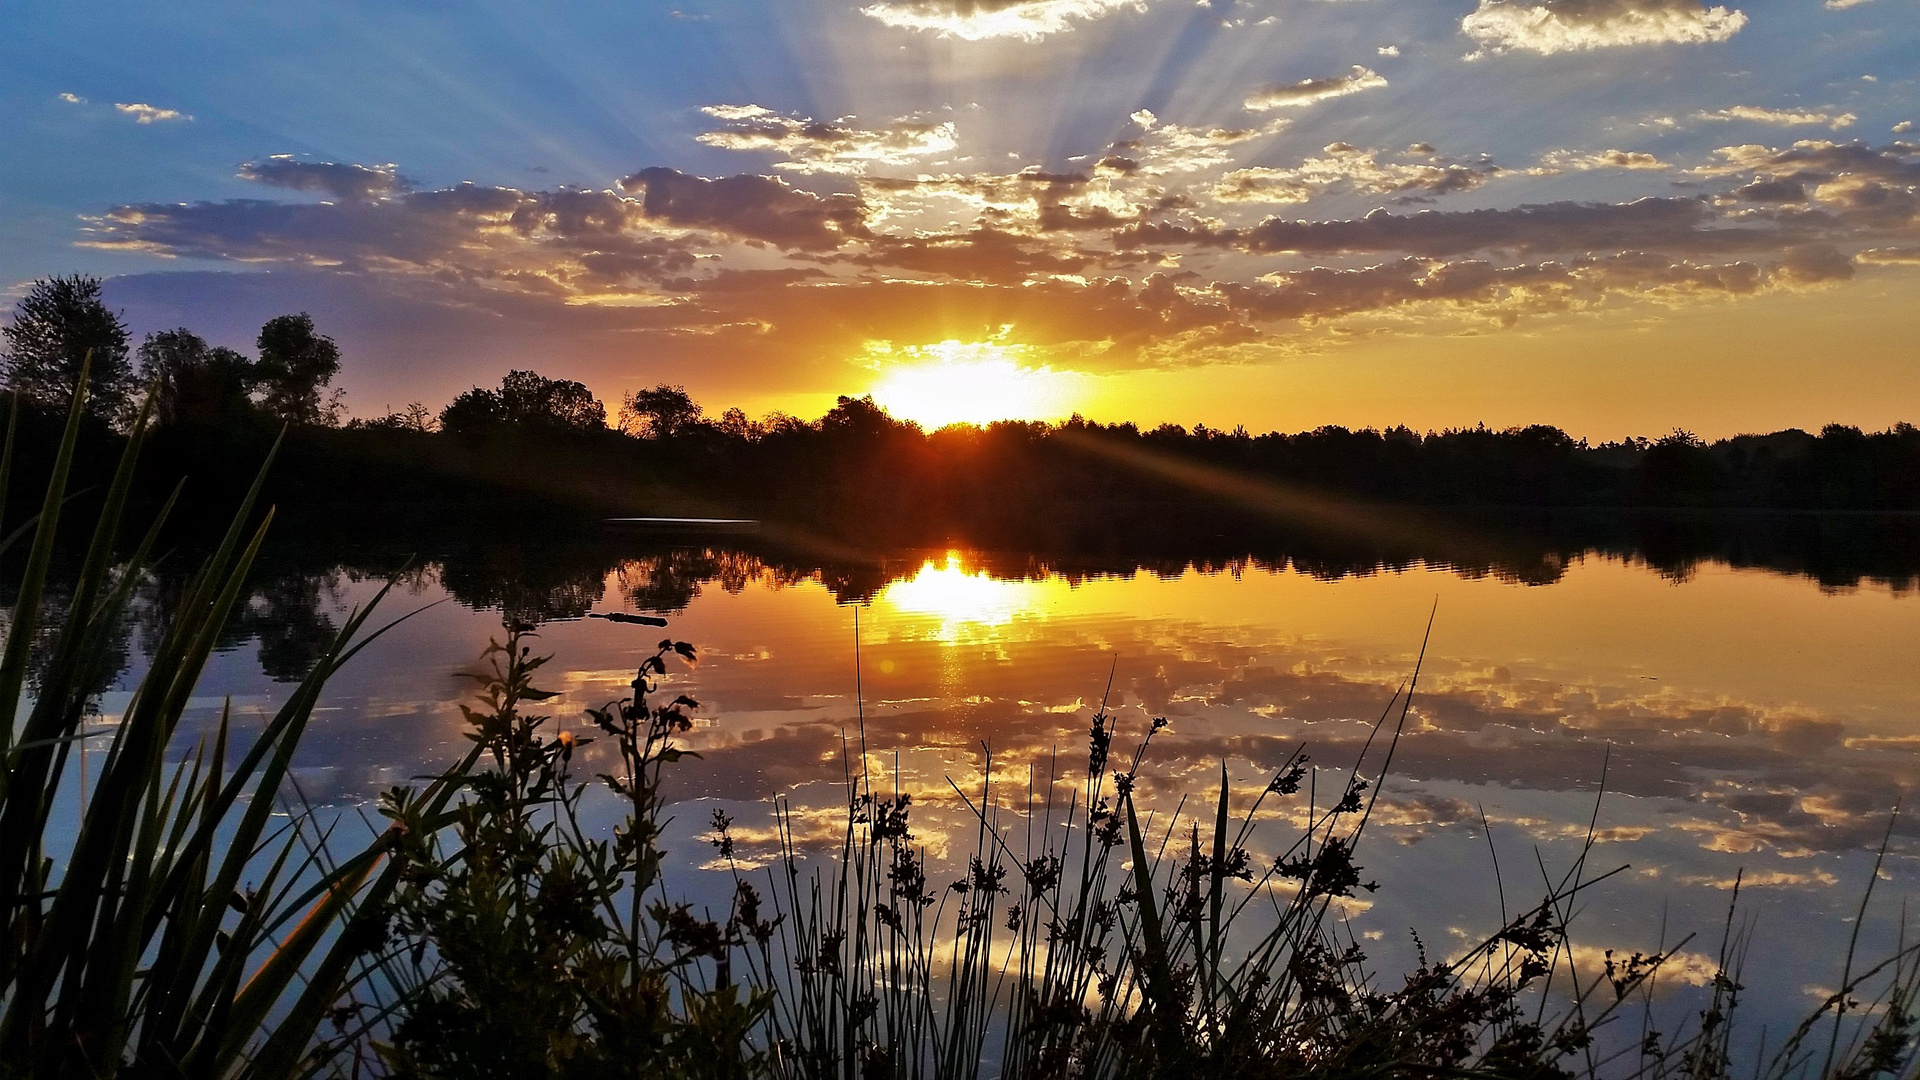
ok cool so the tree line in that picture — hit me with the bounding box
[6,274,1920,546]
[2,275,344,428]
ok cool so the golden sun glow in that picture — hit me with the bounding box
[866,340,1082,430]
[878,553,1059,642]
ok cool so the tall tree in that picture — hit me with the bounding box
[617,384,703,438]
[1,275,135,420]
[136,328,257,425]
[440,370,606,435]
[254,313,341,426]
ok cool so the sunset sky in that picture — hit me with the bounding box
[2,0,1916,438]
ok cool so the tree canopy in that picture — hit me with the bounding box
[1,275,135,421]
[136,328,256,425]
[254,313,341,425]
[618,384,702,438]
[440,370,606,435]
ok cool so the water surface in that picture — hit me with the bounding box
[75,525,1920,1040]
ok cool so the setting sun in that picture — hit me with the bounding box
[866,340,1082,430]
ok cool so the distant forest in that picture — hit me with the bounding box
[3,275,1920,557]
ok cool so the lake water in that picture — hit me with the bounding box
[78,526,1920,1044]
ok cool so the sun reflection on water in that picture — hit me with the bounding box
[877,553,1059,642]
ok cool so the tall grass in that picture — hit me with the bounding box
[717,672,1920,1080]
[0,363,467,1078]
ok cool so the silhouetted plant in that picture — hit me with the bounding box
[373,625,768,1079]
[0,360,459,1078]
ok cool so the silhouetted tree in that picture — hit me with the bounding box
[1,274,134,420]
[618,384,702,438]
[820,394,906,437]
[440,370,605,435]
[136,328,257,425]
[254,313,341,426]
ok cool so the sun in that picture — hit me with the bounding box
[866,340,1081,429]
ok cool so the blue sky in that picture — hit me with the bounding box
[2,0,1917,433]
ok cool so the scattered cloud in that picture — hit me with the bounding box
[1697,140,1920,187]
[114,102,191,124]
[1824,0,1873,8]
[1244,66,1388,111]
[1125,196,1807,259]
[1109,111,1291,172]
[1697,105,1857,129]
[1461,0,1747,57]
[1892,121,1912,134]
[1694,140,1920,221]
[695,104,957,175]
[1215,144,1503,203]
[1377,44,1400,56]
[1726,176,1808,203]
[68,89,1918,382]
[618,168,868,249]
[238,157,412,202]
[1858,246,1920,264]
[58,92,85,104]
[859,0,1145,40]
[1536,148,1670,171]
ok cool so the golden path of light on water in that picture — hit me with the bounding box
[876,553,1064,643]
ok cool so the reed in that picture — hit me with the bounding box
[0,359,468,1078]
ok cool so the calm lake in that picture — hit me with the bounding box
[73,518,1920,1039]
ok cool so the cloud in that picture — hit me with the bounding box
[1377,45,1400,56]
[238,157,412,202]
[857,166,1170,233]
[58,92,85,104]
[1697,106,1857,130]
[1694,141,1920,228]
[859,0,1144,40]
[1211,250,1842,331]
[1109,112,1291,173]
[696,104,958,175]
[838,226,1098,283]
[1461,0,1746,56]
[1215,144,1502,204]
[1698,140,1920,187]
[1727,177,1808,203]
[1244,66,1388,111]
[1536,148,1670,171]
[1857,246,1920,264]
[618,168,869,249]
[1824,0,1873,8]
[114,102,191,124]
[70,128,1911,386]
[83,179,703,294]
[1124,197,1803,259]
